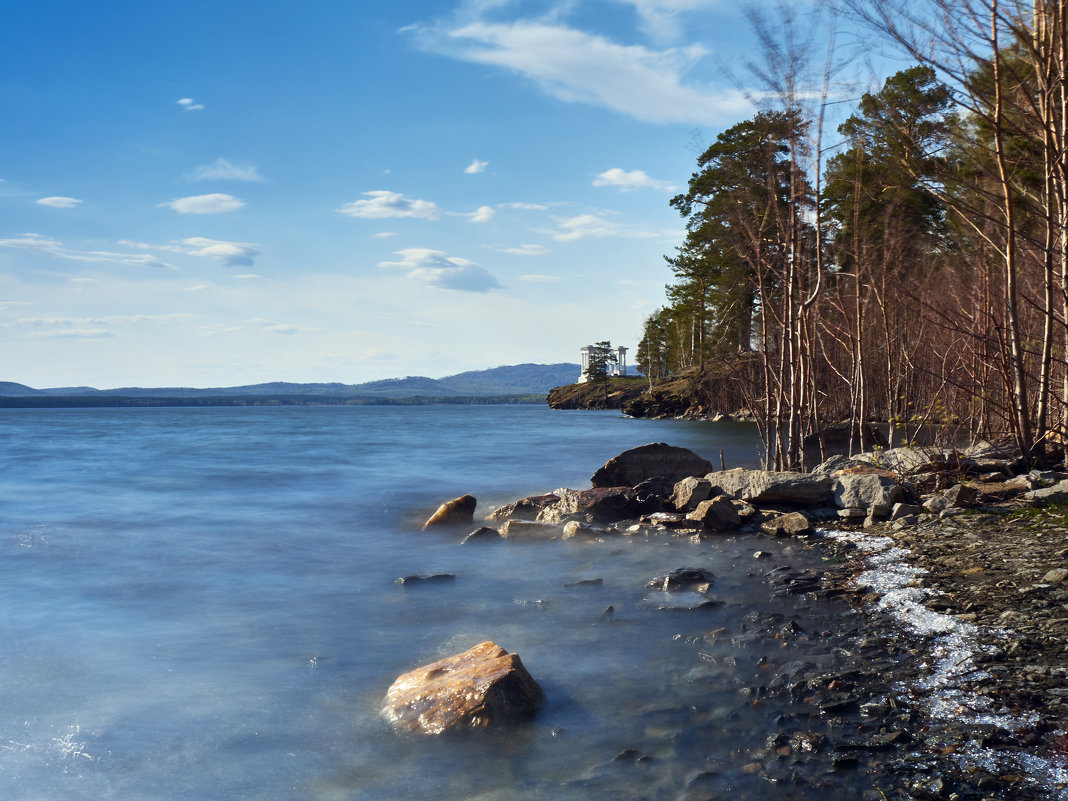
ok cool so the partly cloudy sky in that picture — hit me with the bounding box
[0,0,843,388]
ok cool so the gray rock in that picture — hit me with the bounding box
[832,472,903,510]
[851,446,945,475]
[838,507,866,521]
[890,502,923,520]
[1026,479,1068,504]
[944,483,979,509]
[923,495,949,514]
[711,468,833,506]
[671,476,715,511]
[1042,568,1068,585]
[590,443,714,489]
[395,573,456,585]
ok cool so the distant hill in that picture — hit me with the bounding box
[0,363,582,401]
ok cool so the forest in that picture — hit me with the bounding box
[637,0,1068,470]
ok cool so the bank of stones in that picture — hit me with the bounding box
[419,441,1068,797]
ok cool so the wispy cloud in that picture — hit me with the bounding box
[36,196,83,209]
[159,193,245,214]
[612,0,714,42]
[519,273,562,282]
[337,190,440,220]
[490,243,548,256]
[119,236,260,267]
[378,248,501,292]
[27,329,113,339]
[541,213,663,242]
[0,233,176,269]
[499,201,548,210]
[177,97,205,111]
[593,167,675,192]
[413,20,750,125]
[186,158,266,182]
[465,158,488,174]
[372,231,398,239]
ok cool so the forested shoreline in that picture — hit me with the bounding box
[637,0,1068,470]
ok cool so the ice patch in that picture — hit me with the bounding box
[822,527,1068,799]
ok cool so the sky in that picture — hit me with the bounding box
[0,0,856,389]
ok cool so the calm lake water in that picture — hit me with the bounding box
[0,405,867,800]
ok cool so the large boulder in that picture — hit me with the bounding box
[537,487,638,524]
[423,495,477,529]
[590,443,714,489]
[831,472,904,510]
[851,447,946,476]
[712,468,833,506]
[384,641,544,735]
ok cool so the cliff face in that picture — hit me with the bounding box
[547,358,759,419]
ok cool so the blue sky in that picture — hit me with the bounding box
[0,0,846,388]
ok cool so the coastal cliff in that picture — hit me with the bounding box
[547,359,756,419]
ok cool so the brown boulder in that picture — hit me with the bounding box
[499,519,559,540]
[590,443,714,489]
[423,495,477,529]
[686,495,741,531]
[384,641,544,735]
[488,493,560,522]
[760,511,813,537]
[537,487,638,524]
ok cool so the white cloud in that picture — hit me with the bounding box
[613,0,714,42]
[0,233,176,269]
[417,20,750,125]
[468,205,496,223]
[119,236,259,267]
[542,213,662,242]
[177,97,205,111]
[27,329,113,339]
[181,237,260,267]
[232,273,261,280]
[186,158,265,182]
[183,284,209,292]
[159,193,245,214]
[36,196,83,209]
[465,158,489,174]
[378,248,501,292]
[336,190,440,220]
[519,274,562,282]
[499,201,548,210]
[593,167,675,192]
[372,231,398,239]
[492,244,548,256]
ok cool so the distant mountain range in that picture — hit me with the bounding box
[0,363,583,402]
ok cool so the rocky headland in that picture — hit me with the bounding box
[402,441,1068,799]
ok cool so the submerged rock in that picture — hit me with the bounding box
[384,641,544,735]
[590,443,714,489]
[460,526,502,544]
[499,519,559,540]
[647,567,715,592]
[423,495,477,529]
[395,573,455,585]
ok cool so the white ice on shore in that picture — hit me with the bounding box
[821,527,1068,799]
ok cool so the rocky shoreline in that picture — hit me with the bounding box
[411,442,1068,799]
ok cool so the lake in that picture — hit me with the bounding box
[0,405,874,800]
